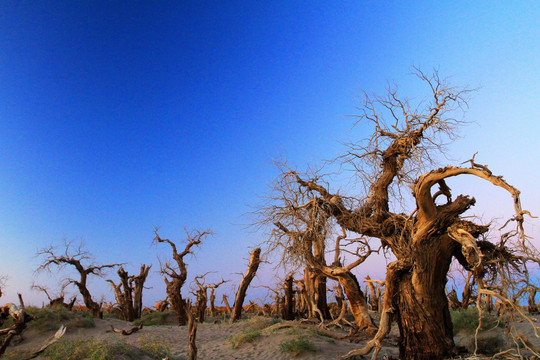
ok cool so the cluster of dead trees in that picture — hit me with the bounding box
[2,70,539,360]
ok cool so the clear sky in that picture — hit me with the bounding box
[0,1,539,306]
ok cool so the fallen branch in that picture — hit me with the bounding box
[109,324,143,335]
[25,325,66,359]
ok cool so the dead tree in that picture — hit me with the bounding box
[154,228,210,326]
[36,242,121,317]
[364,276,384,313]
[222,294,232,315]
[32,284,75,309]
[192,273,227,323]
[131,264,151,319]
[270,217,378,335]
[107,264,151,321]
[263,70,538,360]
[230,248,261,323]
[185,300,198,360]
[110,324,144,335]
[515,285,539,314]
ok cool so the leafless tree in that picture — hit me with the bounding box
[261,70,539,359]
[191,272,227,323]
[31,283,76,310]
[261,181,379,334]
[230,248,261,323]
[154,227,210,325]
[35,241,122,317]
[107,264,151,321]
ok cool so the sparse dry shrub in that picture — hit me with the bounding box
[279,336,316,357]
[228,329,262,349]
[132,309,177,326]
[244,315,280,331]
[451,307,500,335]
[137,334,178,359]
[43,337,133,360]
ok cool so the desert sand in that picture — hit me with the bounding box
[3,312,540,359]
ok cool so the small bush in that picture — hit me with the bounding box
[279,337,316,357]
[132,310,176,326]
[137,334,179,359]
[228,329,262,349]
[43,338,134,360]
[244,316,280,331]
[451,307,499,335]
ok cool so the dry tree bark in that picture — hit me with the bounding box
[262,70,538,360]
[154,228,210,326]
[230,248,261,323]
[35,242,122,318]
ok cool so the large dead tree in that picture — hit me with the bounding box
[262,70,538,360]
[154,228,210,326]
[36,242,122,317]
[230,248,261,323]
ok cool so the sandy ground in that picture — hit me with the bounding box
[3,313,540,359]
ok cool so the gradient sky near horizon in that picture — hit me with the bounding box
[1,1,539,306]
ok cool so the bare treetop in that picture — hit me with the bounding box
[153,227,212,281]
[36,241,122,278]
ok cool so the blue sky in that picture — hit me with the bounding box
[0,1,539,306]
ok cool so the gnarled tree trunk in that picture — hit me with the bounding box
[394,239,456,360]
